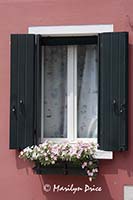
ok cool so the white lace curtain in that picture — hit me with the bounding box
[77,45,98,138]
[43,46,67,138]
[43,45,98,138]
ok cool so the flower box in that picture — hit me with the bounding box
[19,141,99,180]
[33,161,87,176]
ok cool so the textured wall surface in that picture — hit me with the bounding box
[0,0,133,199]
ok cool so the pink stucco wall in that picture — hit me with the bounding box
[0,0,133,199]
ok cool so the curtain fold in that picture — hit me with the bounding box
[77,45,98,138]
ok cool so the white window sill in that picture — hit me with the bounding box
[94,150,113,159]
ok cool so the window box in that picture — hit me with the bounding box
[33,161,88,176]
[19,141,99,180]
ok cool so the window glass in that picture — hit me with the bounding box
[77,45,98,138]
[43,46,67,138]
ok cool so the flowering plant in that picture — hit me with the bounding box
[19,141,99,181]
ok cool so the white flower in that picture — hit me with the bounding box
[44,152,47,156]
[51,161,55,164]
[20,151,24,156]
[45,157,48,161]
[32,153,38,160]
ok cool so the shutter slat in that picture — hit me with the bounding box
[18,35,26,148]
[25,35,35,147]
[36,35,41,144]
[10,35,18,148]
[10,34,35,149]
[98,32,128,151]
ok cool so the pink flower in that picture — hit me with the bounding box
[53,156,57,161]
[76,153,81,159]
[89,177,92,182]
[95,168,98,172]
[82,162,88,169]
[92,169,95,172]
[87,170,90,175]
[90,172,93,176]
[87,171,93,177]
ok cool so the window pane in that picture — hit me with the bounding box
[43,46,67,138]
[77,45,98,138]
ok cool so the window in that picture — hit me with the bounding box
[41,43,98,142]
[9,25,128,158]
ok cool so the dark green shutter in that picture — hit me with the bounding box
[34,35,42,144]
[10,34,36,149]
[98,32,128,151]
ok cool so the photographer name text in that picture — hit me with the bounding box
[43,184,102,194]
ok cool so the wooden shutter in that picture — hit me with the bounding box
[10,34,36,149]
[98,32,128,151]
[34,35,42,144]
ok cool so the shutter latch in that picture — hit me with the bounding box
[112,100,127,116]
[19,100,25,116]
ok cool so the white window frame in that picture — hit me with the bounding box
[29,24,113,159]
[67,45,77,141]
